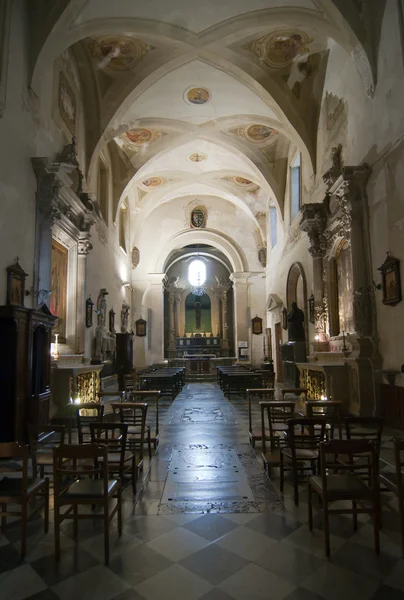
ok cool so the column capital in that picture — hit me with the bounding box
[78,235,93,256]
[230,272,250,285]
[299,203,327,258]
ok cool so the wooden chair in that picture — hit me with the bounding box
[308,439,381,557]
[306,401,343,440]
[246,388,275,447]
[53,443,122,564]
[111,403,148,479]
[280,417,327,506]
[28,424,66,478]
[379,438,404,556]
[124,371,137,395]
[260,401,296,474]
[89,422,137,495]
[76,403,104,444]
[0,442,49,557]
[344,416,384,450]
[129,390,161,450]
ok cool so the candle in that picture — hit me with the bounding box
[53,333,59,360]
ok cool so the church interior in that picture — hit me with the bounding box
[1,1,404,599]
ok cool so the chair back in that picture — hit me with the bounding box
[53,443,109,496]
[394,438,404,495]
[76,403,104,444]
[319,438,379,494]
[111,402,148,455]
[344,416,384,451]
[287,417,327,452]
[306,401,342,439]
[260,401,295,453]
[0,442,30,490]
[89,422,128,473]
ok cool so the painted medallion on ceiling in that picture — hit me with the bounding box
[222,176,259,192]
[188,152,207,163]
[125,128,160,146]
[131,246,140,270]
[140,177,167,190]
[184,87,211,105]
[244,31,312,69]
[230,124,277,146]
[87,36,150,71]
[190,206,207,229]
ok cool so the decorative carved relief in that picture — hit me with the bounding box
[299,203,327,257]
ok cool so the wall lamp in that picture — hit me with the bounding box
[122,281,134,291]
[353,281,382,296]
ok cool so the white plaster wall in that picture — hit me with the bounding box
[0,2,64,305]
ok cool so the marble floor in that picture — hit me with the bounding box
[1,382,404,600]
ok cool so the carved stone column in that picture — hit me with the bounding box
[299,203,327,340]
[174,290,182,338]
[147,274,166,363]
[76,236,93,353]
[230,272,250,356]
[330,166,373,338]
[168,291,176,358]
[211,291,221,337]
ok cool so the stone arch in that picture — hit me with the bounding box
[156,229,248,273]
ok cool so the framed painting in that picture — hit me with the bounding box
[378,252,402,306]
[50,239,68,341]
[251,315,263,335]
[85,296,94,328]
[135,318,147,337]
[6,259,27,307]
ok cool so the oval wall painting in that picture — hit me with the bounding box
[188,152,207,163]
[126,128,158,146]
[184,87,211,105]
[190,207,206,229]
[141,176,166,189]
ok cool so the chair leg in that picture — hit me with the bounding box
[104,511,110,565]
[117,487,123,537]
[44,481,49,534]
[292,463,299,506]
[73,506,78,540]
[280,453,284,492]
[308,484,313,531]
[147,431,152,459]
[1,503,6,532]
[352,501,358,531]
[132,458,137,496]
[323,503,330,558]
[54,504,61,561]
[373,502,380,555]
[21,502,28,559]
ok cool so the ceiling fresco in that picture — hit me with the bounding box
[244,30,313,70]
[86,36,152,71]
[229,124,278,146]
[183,87,211,105]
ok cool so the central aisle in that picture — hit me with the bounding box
[136,382,279,516]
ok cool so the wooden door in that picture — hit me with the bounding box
[275,322,283,383]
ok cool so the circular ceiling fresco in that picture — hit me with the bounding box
[246,30,312,69]
[126,128,160,145]
[184,87,211,105]
[140,176,167,189]
[188,152,207,163]
[89,36,150,71]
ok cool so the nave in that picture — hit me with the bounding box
[1,382,403,600]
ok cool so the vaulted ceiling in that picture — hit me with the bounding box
[29,0,377,238]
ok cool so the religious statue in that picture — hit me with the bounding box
[287,302,305,341]
[96,288,108,327]
[92,288,109,363]
[121,302,130,333]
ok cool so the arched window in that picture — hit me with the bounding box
[290,153,301,221]
[188,259,206,287]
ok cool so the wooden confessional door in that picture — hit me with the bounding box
[275,322,284,383]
